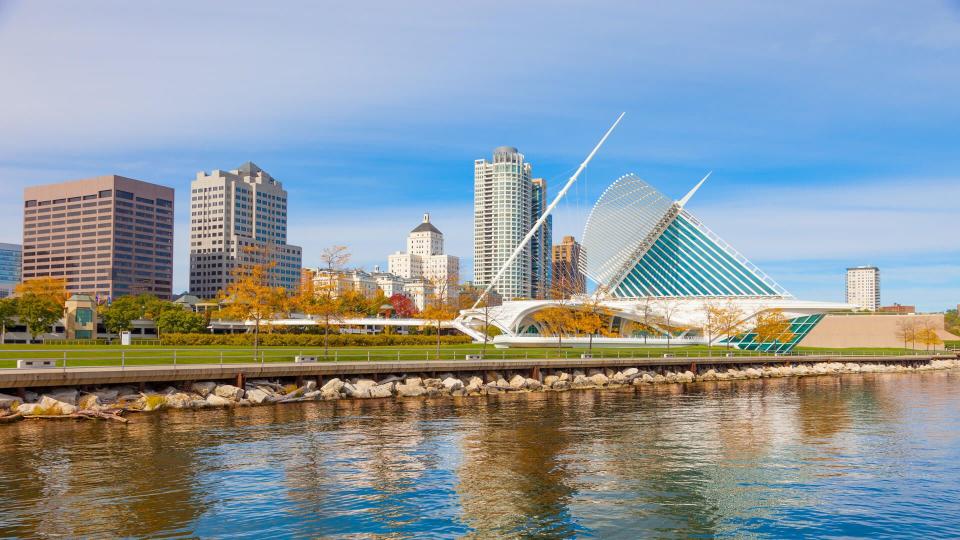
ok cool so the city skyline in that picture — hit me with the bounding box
[0,2,958,310]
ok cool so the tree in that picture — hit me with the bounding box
[296,278,344,358]
[533,306,575,354]
[217,258,289,358]
[389,293,418,318]
[417,276,459,359]
[752,309,794,353]
[100,294,168,335]
[576,287,613,353]
[0,297,18,344]
[319,245,351,270]
[918,320,942,351]
[15,277,68,305]
[655,299,685,350]
[155,309,206,334]
[895,318,919,350]
[703,300,747,353]
[17,294,61,342]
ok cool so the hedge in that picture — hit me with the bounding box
[156,333,473,347]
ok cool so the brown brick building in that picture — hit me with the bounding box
[22,176,175,300]
[551,235,586,295]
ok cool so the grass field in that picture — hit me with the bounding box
[0,343,945,369]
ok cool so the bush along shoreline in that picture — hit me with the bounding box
[0,359,958,423]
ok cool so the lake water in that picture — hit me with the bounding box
[2,370,959,538]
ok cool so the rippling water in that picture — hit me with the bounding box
[2,371,960,538]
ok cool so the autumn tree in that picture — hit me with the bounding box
[918,320,942,351]
[752,309,794,353]
[895,318,919,350]
[389,293,418,318]
[296,278,343,358]
[417,277,459,359]
[217,257,289,358]
[575,287,613,353]
[15,277,69,305]
[14,278,67,343]
[319,245,351,270]
[702,300,747,353]
[655,299,685,350]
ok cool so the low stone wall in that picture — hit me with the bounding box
[0,358,957,422]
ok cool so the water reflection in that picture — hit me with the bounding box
[1,370,959,538]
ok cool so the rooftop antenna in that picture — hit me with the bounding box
[472,112,625,309]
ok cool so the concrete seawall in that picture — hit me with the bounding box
[1,353,955,390]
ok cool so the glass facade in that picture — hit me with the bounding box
[0,243,22,298]
[614,213,780,297]
[725,314,824,353]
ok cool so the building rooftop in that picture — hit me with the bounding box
[411,213,441,234]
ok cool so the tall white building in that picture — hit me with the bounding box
[473,147,551,300]
[189,162,302,298]
[388,213,459,306]
[846,266,880,311]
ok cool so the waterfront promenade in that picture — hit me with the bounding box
[1,352,954,390]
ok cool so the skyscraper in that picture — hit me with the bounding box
[22,176,174,299]
[0,243,22,298]
[189,162,302,298]
[531,178,552,298]
[846,266,880,311]
[473,146,552,301]
[552,235,585,295]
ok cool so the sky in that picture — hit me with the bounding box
[0,0,958,310]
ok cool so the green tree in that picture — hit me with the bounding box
[155,309,206,334]
[0,297,18,344]
[17,293,62,342]
[100,294,168,334]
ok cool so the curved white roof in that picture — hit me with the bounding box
[581,173,673,288]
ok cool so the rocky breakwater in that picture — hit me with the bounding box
[0,359,957,422]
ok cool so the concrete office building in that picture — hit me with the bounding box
[846,266,880,311]
[473,147,552,301]
[0,243,22,298]
[189,162,302,299]
[22,176,174,299]
[551,235,585,295]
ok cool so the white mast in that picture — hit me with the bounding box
[472,112,625,309]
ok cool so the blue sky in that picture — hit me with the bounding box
[0,1,958,310]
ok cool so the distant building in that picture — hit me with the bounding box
[311,268,378,299]
[474,146,548,301]
[531,178,552,298]
[387,213,459,304]
[846,266,880,311]
[22,175,175,299]
[0,243,21,298]
[188,162,302,299]
[879,303,915,314]
[552,235,586,295]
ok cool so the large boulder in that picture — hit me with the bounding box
[47,389,78,406]
[622,367,639,378]
[353,379,378,391]
[246,388,273,405]
[423,378,443,389]
[17,403,42,415]
[205,394,233,407]
[77,394,101,410]
[91,388,120,402]
[404,377,423,386]
[191,382,218,397]
[588,373,609,387]
[214,384,244,401]
[508,375,527,390]
[166,393,195,409]
[543,375,560,387]
[572,374,591,388]
[524,378,542,390]
[368,383,395,399]
[342,383,370,399]
[38,395,77,415]
[442,377,464,392]
[0,393,21,409]
[396,383,427,397]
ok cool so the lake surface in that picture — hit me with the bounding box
[2,371,959,539]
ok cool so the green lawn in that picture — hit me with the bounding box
[0,342,943,369]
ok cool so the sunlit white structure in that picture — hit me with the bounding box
[456,173,854,352]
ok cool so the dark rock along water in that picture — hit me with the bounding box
[1,371,959,538]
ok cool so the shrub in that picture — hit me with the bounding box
[156,333,473,347]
